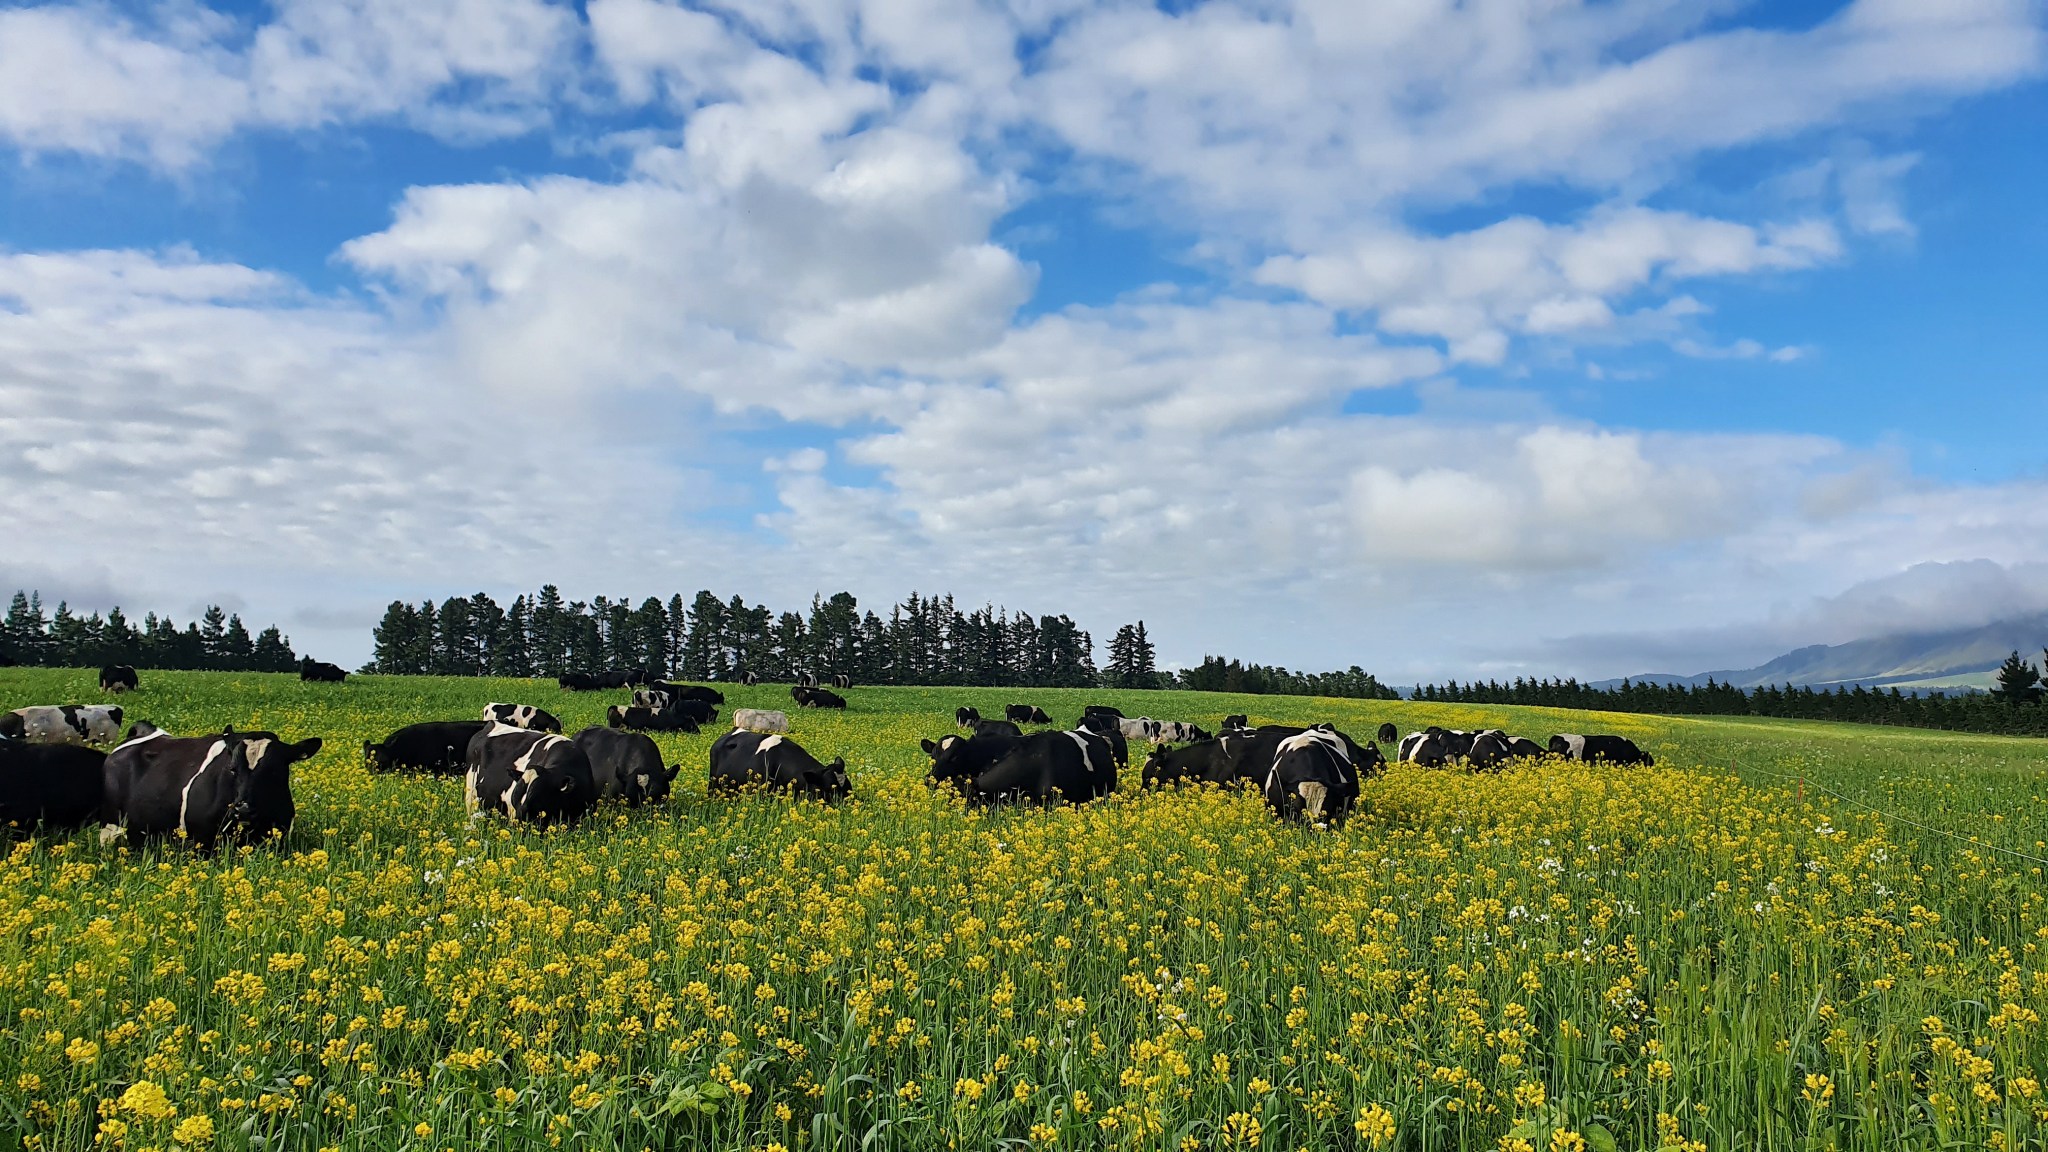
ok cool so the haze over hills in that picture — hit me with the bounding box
[1600,614,2048,693]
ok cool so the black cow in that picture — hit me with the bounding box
[557,672,600,690]
[572,727,678,806]
[363,721,488,776]
[1466,731,1512,771]
[299,658,347,683]
[923,729,1117,806]
[0,740,105,833]
[955,706,981,729]
[1004,704,1053,725]
[972,719,1023,738]
[99,665,138,694]
[1264,727,1366,826]
[795,687,846,709]
[647,681,723,706]
[1507,736,1545,758]
[1376,722,1398,744]
[1221,714,1249,732]
[607,705,700,733]
[464,726,595,827]
[1209,724,1380,786]
[1548,734,1654,765]
[102,727,320,850]
[1140,739,1230,787]
[709,730,850,799]
[481,703,563,733]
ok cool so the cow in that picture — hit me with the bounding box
[1507,736,1545,758]
[1152,720,1210,743]
[464,724,595,827]
[99,665,138,694]
[646,682,723,706]
[558,672,599,691]
[1005,704,1053,725]
[1210,724,1381,787]
[607,705,700,734]
[1399,730,1451,768]
[1140,739,1230,788]
[1221,714,1249,732]
[732,709,789,734]
[972,719,1024,738]
[102,726,320,850]
[797,673,821,690]
[1548,734,1654,766]
[955,706,981,729]
[572,727,678,806]
[795,687,846,710]
[1376,722,1398,744]
[709,730,849,799]
[363,721,488,776]
[923,729,1117,806]
[735,670,761,687]
[481,703,563,733]
[299,657,347,683]
[1117,717,1162,742]
[0,740,106,833]
[0,705,125,746]
[1263,727,1363,826]
[1083,705,1124,720]
[1466,731,1512,771]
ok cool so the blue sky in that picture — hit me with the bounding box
[1,0,2045,678]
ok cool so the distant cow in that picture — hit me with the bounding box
[481,703,562,733]
[735,671,761,687]
[1152,720,1210,743]
[1005,704,1052,725]
[1083,705,1124,720]
[1507,736,1545,758]
[299,658,347,683]
[0,705,125,746]
[99,665,138,694]
[644,682,723,706]
[1221,714,1249,732]
[572,727,678,806]
[1376,722,1398,744]
[102,726,320,850]
[464,725,595,828]
[1466,731,1512,771]
[829,674,852,690]
[557,672,600,691]
[794,686,846,709]
[732,708,789,734]
[1264,727,1362,826]
[607,705,699,733]
[796,673,821,690]
[363,721,488,776]
[0,740,106,833]
[710,730,849,799]
[1117,717,1162,742]
[955,706,981,729]
[923,729,1117,806]
[1141,739,1230,788]
[1548,734,1654,765]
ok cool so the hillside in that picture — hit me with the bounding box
[1610,612,2048,691]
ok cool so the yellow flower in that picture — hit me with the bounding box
[414,1123,432,1138]
[1513,1082,1546,1110]
[171,1115,216,1146]
[119,1081,177,1121]
[66,1038,101,1066]
[1030,1123,1058,1143]
[1221,1112,1262,1145]
[897,1082,922,1103]
[1354,1103,1396,1148]
[1551,1131,1587,1152]
[1801,1074,1834,1104]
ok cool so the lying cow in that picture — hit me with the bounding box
[99,665,138,693]
[828,674,853,690]
[557,672,599,690]
[793,686,847,709]
[608,705,700,733]
[102,726,321,850]
[1376,722,1398,744]
[1141,739,1230,788]
[923,729,1117,806]
[364,720,487,776]
[644,681,723,706]
[1549,734,1654,765]
[1005,704,1053,725]
[0,740,105,833]
[572,727,678,806]
[299,658,347,683]
[955,706,981,729]
[1083,705,1124,721]
[464,724,595,827]
[0,705,125,746]
[710,730,849,799]
[972,719,1023,738]
[732,709,789,734]
[481,703,562,733]
[1152,720,1210,743]
[735,671,761,687]
[1117,717,1162,742]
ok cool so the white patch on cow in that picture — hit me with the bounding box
[634,773,650,789]
[1060,729,1101,777]
[242,737,273,774]
[111,727,169,754]
[1297,781,1329,821]
[1276,728,1350,787]
[758,734,784,753]
[178,740,233,836]
[463,766,481,814]
[733,709,788,734]
[99,823,126,846]
[1560,734,1587,760]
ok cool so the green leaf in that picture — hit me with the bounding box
[1584,1122,1618,1152]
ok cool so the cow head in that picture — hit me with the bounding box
[637,763,682,804]
[233,734,321,840]
[922,735,981,792]
[813,756,852,800]
[362,740,385,770]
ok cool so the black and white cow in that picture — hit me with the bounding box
[1083,705,1124,721]
[1466,731,1512,771]
[1152,720,1210,743]
[1398,730,1451,768]
[1140,739,1230,787]
[481,703,563,733]
[1005,704,1053,725]
[922,729,1117,806]
[1116,717,1163,741]
[955,706,981,729]
[643,682,723,707]
[829,674,853,690]
[572,727,678,806]
[1221,714,1250,732]
[1548,734,1654,765]
[363,721,488,776]
[607,705,700,734]
[464,725,595,827]
[709,730,850,799]
[1263,727,1364,826]
[732,708,789,734]
[299,657,347,683]
[1507,736,1545,758]
[0,705,125,746]
[99,665,138,694]
[794,686,846,709]
[734,670,761,687]
[102,727,320,850]
[796,673,821,690]
[1211,724,1382,787]
[1376,722,1398,744]
[0,740,106,833]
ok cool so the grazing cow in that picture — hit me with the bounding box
[1466,732,1512,771]
[0,740,105,832]
[1548,734,1654,765]
[1152,720,1210,743]
[102,727,320,850]
[732,708,790,734]
[0,705,125,746]
[955,706,981,729]
[607,705,700,734]
[710,730,849,799]
[1399,731,1450,768]
[299,657,347,683]
[624,696,716,725]
[99,665,138,694]
[973,719,1023,738]
[572,727,678,806]
[735,670,761,687]
[557,672,600,691]
[1376,722,1398,744]
[1507,736,1545,758]
[1006,704,1052,725]
[363,721,488,776]
[1211,724,1381,786]
[1221,714,1249,732]
[797,673,821,690]
[1117,717,1163,742]
[795,687,847,710]
[1083,705,1124,720]
[1141,739,1231,787]
[464,725,595,827]
[646,682,723,706]
[1264,727,1363,826]
[923,729,1116,806]
[481,703,563,734]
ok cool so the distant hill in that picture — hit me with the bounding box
[1599,614,2048,692]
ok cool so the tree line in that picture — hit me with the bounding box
[1411,659,2048,738]
[0,591,299,672]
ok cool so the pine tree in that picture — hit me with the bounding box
[1992,650,2043,705]
[1131,621,1156,687]
[199,606,229,669]
[222,615,256,669]
[252,626,296,672]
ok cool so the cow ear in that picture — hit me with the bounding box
[829,757,845,771]
[665,763,681,782]
[293,737,323,758]
[920,739,936,755]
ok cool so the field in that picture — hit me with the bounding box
[2,669,2045,1152]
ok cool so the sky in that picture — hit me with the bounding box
[1,0,2045,680]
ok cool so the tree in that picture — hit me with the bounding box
[252,626,296,671]
[1992,650,2042,705]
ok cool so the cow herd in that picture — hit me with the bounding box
[1,679,1657,852]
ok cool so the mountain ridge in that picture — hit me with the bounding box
[1594,613,2048,692]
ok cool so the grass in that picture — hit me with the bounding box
[1,667,2044,1152]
